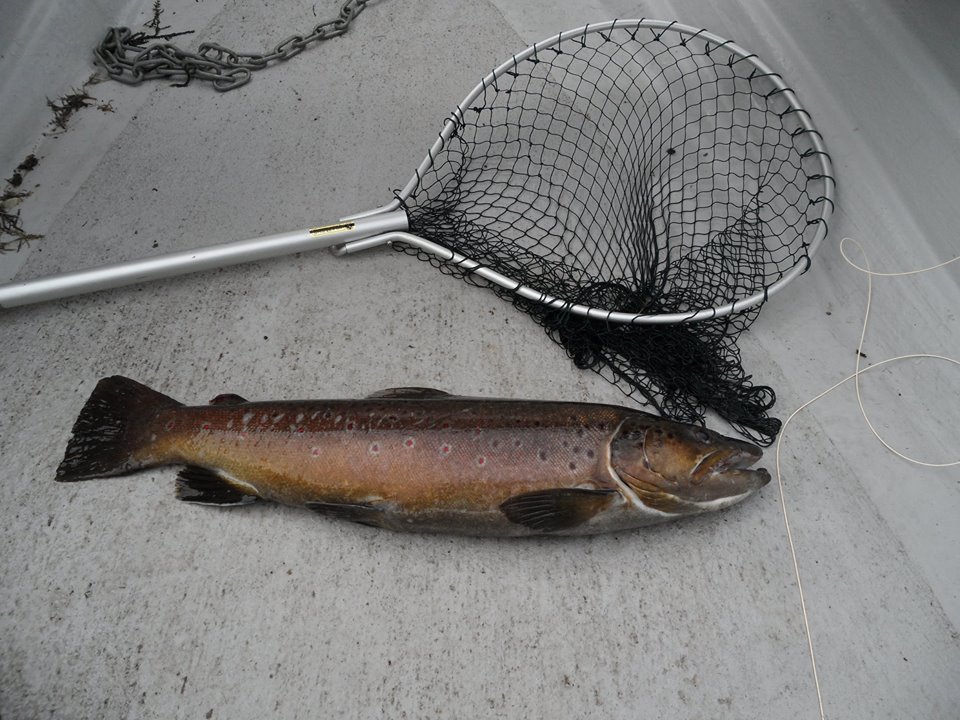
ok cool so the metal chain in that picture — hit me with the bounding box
[94,0,370,92]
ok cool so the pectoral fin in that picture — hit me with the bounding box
[500,488,618,533]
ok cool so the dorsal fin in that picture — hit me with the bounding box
[365,387,452,399]
[209,393,249,405]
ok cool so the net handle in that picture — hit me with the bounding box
[0,211,408,308]
[389,18,836,325]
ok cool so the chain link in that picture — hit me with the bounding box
[94,0,370,92]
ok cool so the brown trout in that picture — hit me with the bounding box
[56,376,770,536]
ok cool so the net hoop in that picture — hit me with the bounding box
[373,19,835,325]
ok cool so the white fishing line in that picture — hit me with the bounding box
[775,237,960,720]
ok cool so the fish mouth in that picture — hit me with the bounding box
[691,444,764,482]
[682,444,770,504]
[702,457,771,499]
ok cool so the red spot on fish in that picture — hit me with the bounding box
[202,423,211,431]
[346,421,355,431]
[165,420,175,431]
[297,426,305,433]
[370,443,380,455]
[312,447,321,456]
[441,421,451,429]
[440,444,451,456]
[477,456,486,466]
[405,438,415,448]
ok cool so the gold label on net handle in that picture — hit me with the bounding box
[309,222,356,236]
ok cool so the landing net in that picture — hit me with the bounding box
[399,22,833,444]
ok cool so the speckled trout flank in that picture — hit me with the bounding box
[57,377,770,536]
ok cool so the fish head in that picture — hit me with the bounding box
[609,414,770,515]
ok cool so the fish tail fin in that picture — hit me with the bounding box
[56,376,182,482]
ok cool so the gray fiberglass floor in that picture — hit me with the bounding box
[1,1,958,718]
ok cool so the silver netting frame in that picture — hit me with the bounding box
[397,19,833,325]
[392,20,835,443]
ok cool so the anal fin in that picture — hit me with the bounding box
[175,466,260,506]
[305,501,386,528]
[500,488,617,533]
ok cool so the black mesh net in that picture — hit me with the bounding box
[396,23,831,445]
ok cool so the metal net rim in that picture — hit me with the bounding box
[368,18,836,325]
